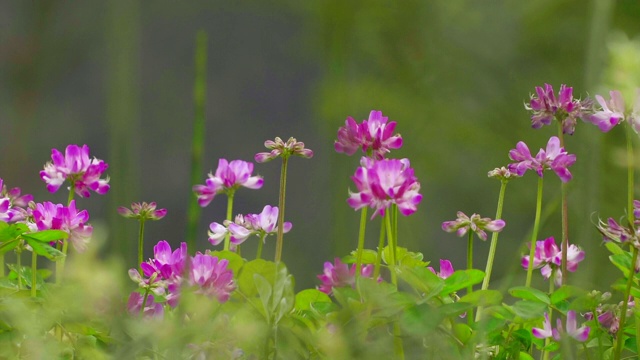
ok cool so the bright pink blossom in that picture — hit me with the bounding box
[140,241,187,281]
[0,178,32,222]
[208,205,292,247]
[31,200,93,252]
[428,259,455,279]
[193,159,263,207]
[521,237,584,286]
[507,136,576,182]
[526,84,591,135]
[317,258,375,295]
[442,211,505,241]
[189,253,236,303]
[40,144,110,198]
[335,110,403,160]
[118,202,167,221]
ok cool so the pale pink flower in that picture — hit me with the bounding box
[317,258,375,295]
[193,159,264,207]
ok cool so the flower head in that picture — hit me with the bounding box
[521,236,585,286]
[127,292,164,319]
[317,258,375,295]
[189,253,236,303]
[140,241,188,281]
[0,178,33,223]
[334,110,403,160]
[40,144,110,198]
[507,136,576,182]
[193,159,263,207]
[526,84,591,135]
[428,259,455,279]
[533,311,590,342]
[208,205,292,248]
[31,200,93,252]
[254,137,313,163]
[487,167,521,182]
[442,211,505,241]
[118,202,167,221]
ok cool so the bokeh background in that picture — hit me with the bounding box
[1,1,640,291]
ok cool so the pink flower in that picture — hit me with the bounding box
[0,178,33,223]
[526,84,591,135]
[442,211,505,241]
[334,110,403,160]
[140,241,187,281]
[507,136,576,182]
[127,292,164,319]
[428,259,455,279]
[587,90,626,132]
[118,202,167,221]
[31,200,93,252]
[40,144,110,198]
[254,137,313,163]
[533,311,590,342]
[317,258,375,295]
[189,253,236,303]
[348,157,422,218]
[521,237,584,286]
[208,205,292,247]
[193,159,263,207]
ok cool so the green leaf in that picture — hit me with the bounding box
[295,289,331,312]
[346,249,379,264]
[382,246,429,267]
[610,253,633,277]
[440,269,485,296]
[22,230,68,242]
[458,289,503,306]
[237,259,277,298]
[254,274,272,319]
[26,239,65,261]
[402,303,444,334]
[437,302,474,317]
[0,238,20,255]
[0,223,28,242]
[209,250,244,274]
[605,241,625,255]
[396,265,443,299]
[453,323,472,344]
[510,300,547,319]
[509,286,550,305]
[550,285,585,305]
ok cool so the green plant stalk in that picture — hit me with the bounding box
[614,246,639,360]
[140,288,150,317]
[67,185,75,206]
[274,157,289,263]
[186,30,207,254]
[31,251,37,297]
[374,218,386,279]
[0,254,4,277]
[56,239,69,285]
[541,270,556,360]
[16,248,22,290]
[138,219,146,274]
[256,233,265,260]
[467,231,474,326]
[624,123,640,357]
[557,126,569,285]
[355,207,368,278]
[223,191,235,251]
[526,177,544,287]
[385,212,397,286]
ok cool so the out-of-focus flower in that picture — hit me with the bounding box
[533,311,590,342]
[0,178,33,222]
[428,259,455,279]
[317,258,375,295]
[140,241,187,281]
[40,144,110,198]
[348,157,422,218]
[208,205,292,248]
[118,202,167,221]
[31,200,93,252]
[189,253,236,303]
[334,110,403,160]
[521,236,585,286]
[525,84,591,135]
[584,296,633,335]
[127,292,164,319]
[442,211,505,241]
[507,136,576,182]
[597,217,635,245]
[254,137,314,163]
[193,159,263,207]
[587,90,626,132]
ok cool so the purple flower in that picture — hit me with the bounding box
[521,237,585,286]
[40,144,110,198]
[118,202,167,221]
[127,292,164,319]
[334,110,403,160]
[193,159,264,207]
[317,258,375,295]
[208,205,292,248]
[507,136,576,182]
[348,157,422,218]
[442,211,505,241]
[428,259,455,279]
[189,253,236,303]
[597,217,635,245]
[254,137,314,163]
[31,200,93,252]
[140,241,187,281]
[533,311,589,342]
[526,84,591,135]
[0,178,33,223]
[587,90,626,132]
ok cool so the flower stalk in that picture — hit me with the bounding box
[526,177,544,287]
[224,191,235,251]
[31,250,37,297]
[274,157,288,263]
[613,246,638,360]
[137,219,146,274]
[355,207,368,278]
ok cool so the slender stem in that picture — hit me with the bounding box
[374,217,385,279]
[223,191,235,251]
[467,231,474,326]
[256,233,265,260]
[385,212,397,286]
[613,246,638,360]
[67,185,75,206]
[31,250,37,297]
[526,177,544,287]
[355,207,368,278]
[56,239,69,285]
[0,254,4,277]
[274,157,289,263]
[557,125,569,285]
[541,270,556,360]
[140,289,150,317]
[625,123,640,357]
[138,220,146,274]
[393,204,398,248]
[16,248,22,290]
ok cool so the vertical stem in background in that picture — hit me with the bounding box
[223,192,235,251]
[137,220,146,274]
[480,181,508,291]
[373,218,386,279]
[274,157,289,263]
[186,31,208,254]
[31,251,37,297]
[625,123,640,357]
[557,127,569,285]
[526,177,544,287]
[385,213,397,286]
[355,207,368,278]
[466,231,474,325]
[614,246,639,360]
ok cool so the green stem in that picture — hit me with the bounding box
[374,217,385,279]
[16,248,22,290]
[140,289,150,317]
[274,157,289,263]
[386,208,403,359]
[31,250,37,297]
[557,126,569,286]
[385,212,397,286]
[0,253,4,277]
[223,191,235,251]
[138,220,146,274]
[56,239,69,285]
[526,177,544,287]
[626,123,635,225]
[67,185,75,206]
[256,233,265,260]
[467,230,474,326]
[613,246,638,360]
[355,207,368,278]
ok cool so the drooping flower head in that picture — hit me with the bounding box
[189,253,236,303]
[334,110,403,160]
[31,200,93,252]
[254,137,314,163]
[118,202,167,221]
[507,136,576,182]
[208,205,292,248]
[40,144,110,198]
[521,236,585,286]
[427,259,455,279]
[442,211,505,241]
[348,157,422,218]
[533,311,590,342]
[193,159,264,207]
[525,84,591,135]
[317,258,375,295]
[0,178,33,223]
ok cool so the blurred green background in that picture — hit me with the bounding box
[1,0,640,291]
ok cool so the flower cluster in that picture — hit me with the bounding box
[584,295,633,335]
[334,110,403,160]
[317,258,375,295]
[586,89,640,133]
[442,211,505,241]
[521,236,584,286]
[117,202,167,221]
[189,253,236,302]
[0,178,33,223]
[595,200,640,247]
[193,159,264,207]
[208,205,291,248]
[348,157,422,218]
[487,167,521,182]
[30,200,93,252]
[40,144,110,198]
[508,136,576,182]
[254,137,314,163]
[533,311,590,342]
[525,83,591,135]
